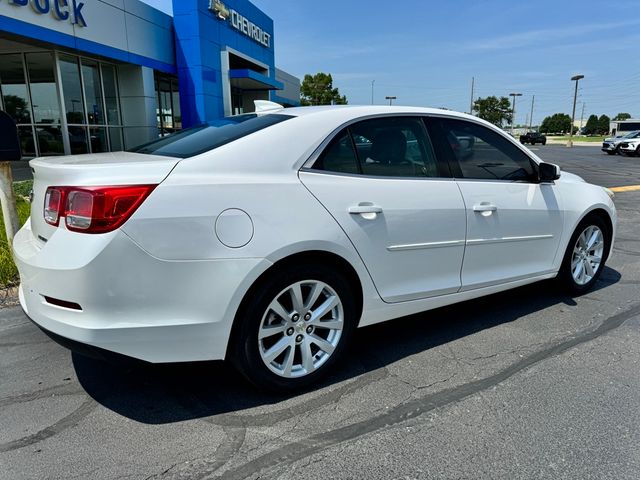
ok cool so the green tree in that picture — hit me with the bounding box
[613,112,631,121]
[539,113,572,134]
[2,95,30,124]
[597,114,610,135]
[472,96,512,127]
[300,73,347,106]
[583,114,599,135]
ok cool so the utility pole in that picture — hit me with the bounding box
[371,80,375,105]
[529,95,535,131]
[509,92,522,136]
[568,74,584,147]
[385,96,396,106]
[469,76,475,114]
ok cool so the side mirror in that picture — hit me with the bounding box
[539,162,561,182]
[0,111,22,161]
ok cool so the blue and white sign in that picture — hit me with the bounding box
[209,0,271,48]
[6,0,87,27]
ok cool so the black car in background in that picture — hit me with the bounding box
[520,132,547,145]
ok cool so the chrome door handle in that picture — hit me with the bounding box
[473,203,497,212]
[348,204,383,214]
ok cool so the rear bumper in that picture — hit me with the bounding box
[14,219,270,362]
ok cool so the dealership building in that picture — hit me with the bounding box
[0,0,300,158]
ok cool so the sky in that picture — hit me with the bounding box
[143,0,639,126]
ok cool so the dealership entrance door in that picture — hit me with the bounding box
[222,50,283,116]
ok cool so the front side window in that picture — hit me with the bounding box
[312,116,442,178]
[435,118,536,182]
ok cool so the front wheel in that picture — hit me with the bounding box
[231,264,357,391]
[606,150,616,155]
[557,216,610,294]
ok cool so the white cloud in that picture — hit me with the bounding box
[466,20,640,50]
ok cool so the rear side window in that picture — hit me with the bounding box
[435,118,536,182]
[314,131,360,174]
[312,116,444,178]
[129,114,292,159]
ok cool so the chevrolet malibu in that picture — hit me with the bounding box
[14,104,616,390]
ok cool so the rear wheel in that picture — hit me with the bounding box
[231,264,357,391]
[558,215,610,294]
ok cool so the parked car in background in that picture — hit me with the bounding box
[519,131,547,145]
[14,104,616,391]
[619,138,640,157]
[602,130,640,155]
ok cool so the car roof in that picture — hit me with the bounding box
[271,105,517,143]
[277,105,477,121]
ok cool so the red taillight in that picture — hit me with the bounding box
[43,185,157,234]
[44,188,63,226]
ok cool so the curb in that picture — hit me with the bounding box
[0,286,19,308]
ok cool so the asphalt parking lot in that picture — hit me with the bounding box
[2,145,639,479]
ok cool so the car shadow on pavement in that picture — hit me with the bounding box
[73,267,621,424]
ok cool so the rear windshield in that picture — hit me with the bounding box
[128,114,292,159]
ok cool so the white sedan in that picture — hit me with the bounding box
[14,104,616,390]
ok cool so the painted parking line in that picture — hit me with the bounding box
[610,185,640,193]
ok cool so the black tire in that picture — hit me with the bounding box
[557,215,610,295]
[636,145,640,157]
[606,150,616,155]
[542,140,546,145]
[230,263,357,391]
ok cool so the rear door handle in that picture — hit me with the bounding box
[473,203,497,213]
[348,205,383,214]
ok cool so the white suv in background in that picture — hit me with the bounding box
[619,137,640,157]
[602,130,640,155]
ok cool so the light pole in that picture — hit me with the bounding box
[568,74,584,147]
[371,80,375,105]
[509,93,522,136]
[385,96,396,106]
[529,95,535,131]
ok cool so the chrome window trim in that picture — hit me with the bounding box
[300,112,542,181]
[298,168,456,182]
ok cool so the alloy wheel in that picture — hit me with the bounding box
[258,280,344,378]
[571,225,604,285]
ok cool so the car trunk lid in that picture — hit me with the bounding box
[29,152,180,242]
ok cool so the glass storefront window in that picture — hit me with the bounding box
[108,127,124,151]
[59,55,86,124]
[17,126,36,157]
[0,53,32,124]
[171,79,181,129]
[81,60,104,125]
[89,127,108,153]
[155,75,181,135]
[101,64,121,126]
[68,126,89,154]
[36,126,64,155]
[26,53,60,125]
[1,51,126,157]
